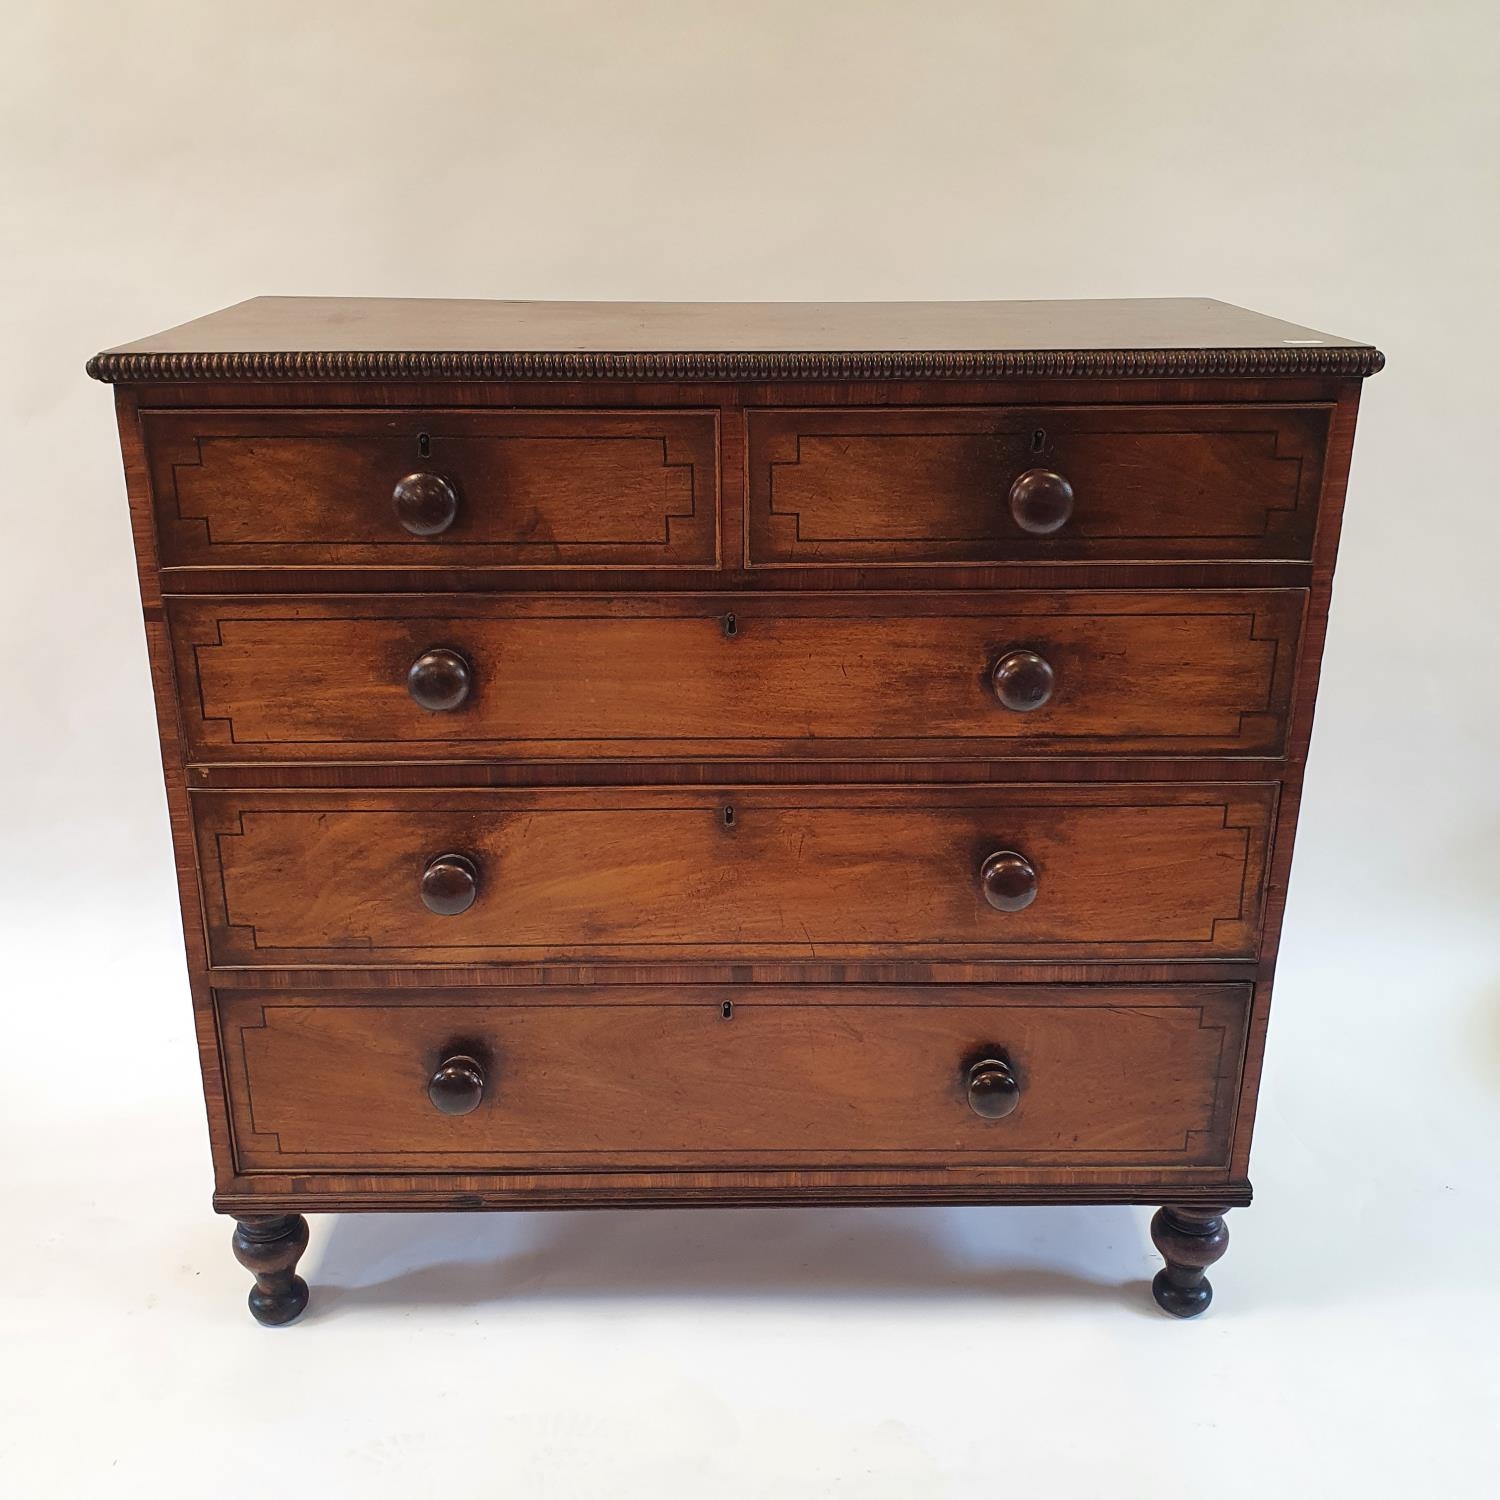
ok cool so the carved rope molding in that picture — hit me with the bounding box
[85,345,1387,383]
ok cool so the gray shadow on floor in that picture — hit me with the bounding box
[301,1204,1160,1322]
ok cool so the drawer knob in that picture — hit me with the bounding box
[1008,468,1074,534]
[980,850,1038,911]
[991,649,1055,712]
[966,1056,1021,1119]
[428,1053,486,1115]
[407,647,472,712]
[421,852,479,915]
[393,472,459,535]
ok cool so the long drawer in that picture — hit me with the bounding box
[218,984,1251,1172]
[747,404,1330,564]
[142,408,720,568]
[194,784,1276,966]
[169,591,1304,761]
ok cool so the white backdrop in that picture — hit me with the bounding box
[2,3,1496,1496]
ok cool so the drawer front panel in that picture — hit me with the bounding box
[170,591,1303,761]
[219,985,1250,1172]
[143,409,719,568]
[195,785,1275,965]
[747,405,1329,564]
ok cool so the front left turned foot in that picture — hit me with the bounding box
[231,1214,310,1326]
[1150,1205,1229,1318]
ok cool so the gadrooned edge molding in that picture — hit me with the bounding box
[85,345,1385,383]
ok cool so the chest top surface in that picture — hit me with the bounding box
[87,296,1383,382]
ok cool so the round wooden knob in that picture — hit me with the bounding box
[407,648,472,712]
[966,1057,1021,1119]
[421,852,479,915]
[428,1053,486,1115]
[980,850,1038,912]
[393,472,459,536]
[1008,468,1074,534]
[991,649,1055,712]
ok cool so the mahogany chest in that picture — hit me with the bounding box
[90,297,1381,1322]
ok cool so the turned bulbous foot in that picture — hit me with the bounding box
[1150,1205,1229,1318]
[232,1214,310,1326]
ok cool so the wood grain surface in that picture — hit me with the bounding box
[219,984,1249,1172]
[748,405,1328,564]
[88,295,1382,382]
[170,590,1303,762]
[94,307,1376,1241]
[143,408,718,568]
[194,784,1275,966]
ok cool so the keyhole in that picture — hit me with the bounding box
[723,805,735,828]
[721,1001,734,1020]
[1030,428,1046,455]
[417,432,431,459]
[723,613,738,637]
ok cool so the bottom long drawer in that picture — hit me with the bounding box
[220,985,1249,1174]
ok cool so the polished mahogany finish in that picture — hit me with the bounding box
[406,647,472,712]
[419,852,479,916]
[989,648,1056,712]
[137,408,720,570]
[92,296,1379,1323]
[393,471,460,536]
[979,850,1039,913]
[1150,1205,1232,1317]
[169,591,1305,761]
[217,986,1246,1170]
[746,404,1333,565]
[193,784,1274,965]
[1008,469,1075,535]
[427,1053,487,1115]
[965,1056,1022,1120]
[87,296,1383,379]
[231,1214,309,1327]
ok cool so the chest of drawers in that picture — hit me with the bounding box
[90,297,1381,1323]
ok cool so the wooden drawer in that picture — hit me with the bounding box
[194,784,1275,966]
[219,984,1250,1172]
[141,409,719,568]
[170,590,1303,762]
[747,405,1329,565]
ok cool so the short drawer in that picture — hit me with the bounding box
[218,984,1250,1172]
[170,590,1304,761]
[747,405,1329,565]
[194,784,1275,966]
[142,409,719,568]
